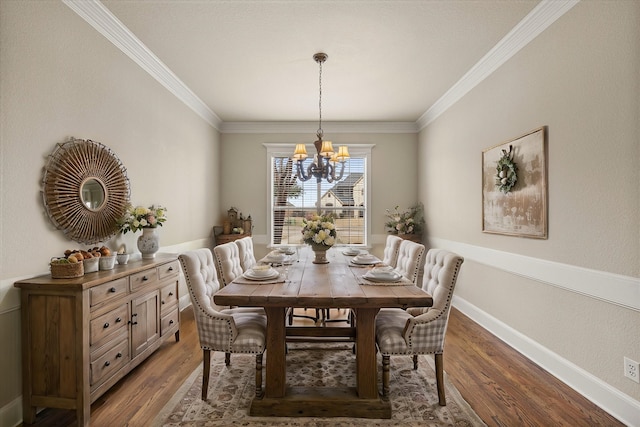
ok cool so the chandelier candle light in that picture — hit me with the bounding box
[293,53,350,183]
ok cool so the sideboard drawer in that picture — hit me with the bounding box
[160,282,178,311]
[130,268,158,292]
[161,307,179,336]
[90,277,128,308]
[90,304,128,346]
[90,338,129,386]
[158,260,179,280]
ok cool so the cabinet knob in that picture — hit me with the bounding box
[116,317,122,323]
[142,276,148,281]
[103,322,109,328]
[161,300,165,305]
[168,266,174,271]
[116,352,122,358]
[169,320,174,325]
[104,361,110,367]
[109,287,116,293]
[168,292,174,297]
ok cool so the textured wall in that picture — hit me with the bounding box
[0,1,220,419]
[419,0,639,402]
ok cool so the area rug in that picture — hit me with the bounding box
[153,343,486,426]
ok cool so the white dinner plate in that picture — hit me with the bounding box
[242,270,280,281]
[350,258,379,265]
[343,249,360,256]
[363,272,403,282]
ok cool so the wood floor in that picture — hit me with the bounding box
[22,306,623,426]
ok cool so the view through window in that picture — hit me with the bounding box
[268,145,370,247]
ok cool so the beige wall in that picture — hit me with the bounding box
[0,2,220,422]
[220,132,419,259]
[419,0,639,407]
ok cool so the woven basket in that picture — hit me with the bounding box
[50,259,84,279]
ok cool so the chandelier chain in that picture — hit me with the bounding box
[317,58,323,138]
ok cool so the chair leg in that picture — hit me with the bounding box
[202,350,211,400]
[382,355,390,396]
[225,352,231,366]
[413,354,419,370]
[435,353,446,406]
[255,354,263,397]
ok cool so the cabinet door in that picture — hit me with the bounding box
[130,290,159,358]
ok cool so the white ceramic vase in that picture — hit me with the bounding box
[137,227,160,259]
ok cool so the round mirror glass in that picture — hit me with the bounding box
[42,138,130,244]
[81,178,106,211]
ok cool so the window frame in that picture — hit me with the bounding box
[264,143,374,248]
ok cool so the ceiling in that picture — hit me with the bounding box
[83,1,545,127]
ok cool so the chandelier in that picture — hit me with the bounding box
[292,53,349,183]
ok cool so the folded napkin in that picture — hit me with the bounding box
[357,275,413,286]
[232,274,286,285]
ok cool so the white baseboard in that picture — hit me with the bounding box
[0,396,22,427]
[452,296,640,426]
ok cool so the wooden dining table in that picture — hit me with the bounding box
[213,247,433,418]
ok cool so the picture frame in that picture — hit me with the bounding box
[482,127,547,238]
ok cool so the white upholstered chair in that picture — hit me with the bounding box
[375,248,464,405]
[178,248,267,400]
[213,241,244,287]
[394,239,426,285]
[235,236,257,271]
[382,235,403,267]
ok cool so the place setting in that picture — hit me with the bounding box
[342,246,362,256]
[349,251,382,267]
[259,249,295,266]
[359,266,412,286]
[233,264,286,285]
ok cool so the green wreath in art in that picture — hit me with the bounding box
[495,145,517,194]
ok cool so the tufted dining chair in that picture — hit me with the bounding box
[235,236,257,272]
[213,241,245,288]
[375,248,464,405]
[394,239,426,285]
[382,235,403,267]
[178,248,267,400]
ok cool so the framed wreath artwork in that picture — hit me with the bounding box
[482,127,547,238]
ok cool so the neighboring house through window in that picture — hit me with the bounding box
[264,143,373,247]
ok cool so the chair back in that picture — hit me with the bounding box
[394,239,426,285]
[178,249,229,334]
[213,242,244,287]
[402,249,464,353]
[382,235,403,267]
[235,236,257,271]
[421,249,464,316]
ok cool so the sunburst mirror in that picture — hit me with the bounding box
[42,138,130,244]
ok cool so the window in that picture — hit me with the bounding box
[265,143,373,247]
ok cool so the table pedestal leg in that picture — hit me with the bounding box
[264,306,286,398]
[354,307,380,399]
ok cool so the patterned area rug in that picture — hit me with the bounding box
[153,343,485,426]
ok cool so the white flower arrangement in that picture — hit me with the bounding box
[118,204,167,234]
[301,214,337,247]
[384,203,424,235]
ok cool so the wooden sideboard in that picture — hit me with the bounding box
[215,232,251,246]
[14,254,180,427]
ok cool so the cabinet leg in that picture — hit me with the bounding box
[174,329,180,342]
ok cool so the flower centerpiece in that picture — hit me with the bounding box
[384,203,424,235]
[118,204,167,234]
[118,204,167,259]
[301,213,336,264]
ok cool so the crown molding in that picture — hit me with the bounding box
[63,0,223,130]
[65,0,578,134]
[220,121,418,134]
[416,0,580,130]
